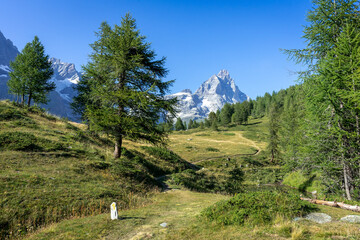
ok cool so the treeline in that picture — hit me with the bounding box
[158,99,257,132]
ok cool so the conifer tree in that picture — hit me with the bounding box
[75,14,177,158]
[8,36,54,106]
[220,103,233,125]
[267,103,281,163]
[188,119,193,129]
[175,117,185,131]
[211,120,219,131]
[283,0,360,199]
[208,111,217,124]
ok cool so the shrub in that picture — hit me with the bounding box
[223,133,235,136]
[0,132,65,151]
[0,106,26,121]
[205,147,220,152]
[202,190,316,226]
[0,132,40,151]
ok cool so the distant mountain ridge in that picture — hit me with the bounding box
[0,31,80,121]
[167,70,248,121]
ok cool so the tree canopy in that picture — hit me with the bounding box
[74,14,177,158]
[8,36,54,106]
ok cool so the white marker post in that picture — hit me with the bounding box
[110,202,118,220]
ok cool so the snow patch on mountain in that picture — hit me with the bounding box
[167,70,248,121]
[50,58,80,102]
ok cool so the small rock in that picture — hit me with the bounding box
[293,217,302,222]
[340,215,360,223]
[305,213,332,224]
[160,222,167,228]
[187,138,192,141]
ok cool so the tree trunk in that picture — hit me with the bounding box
[343,162,352,200]
[21,94,25,105]
[27,91,32,107]
[113,135,123,159]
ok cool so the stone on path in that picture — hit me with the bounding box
[340,215,360,223]
[305,213,332,224]
[160,222,168,228]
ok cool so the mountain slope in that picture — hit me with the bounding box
[167,70,248,121]
[0,100,193,239]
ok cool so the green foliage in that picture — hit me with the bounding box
[175,117,185,131]
[281,0,360,200]
[267,103,281,163]
[232,101,251,125]
[245,168,283,185]
[202,190,316,226]
[8,36,54,106]
[0,104,26,120]
[205,147,220,152]
[0,132,65,151]
[220,103,233,125]
[211,120,218,131]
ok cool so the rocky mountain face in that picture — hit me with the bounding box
[0,31,80,121]
[167,70,248,121]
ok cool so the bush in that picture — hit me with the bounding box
[0,132,65,151]
[0,132,40,151]
[202,190,316,226]
[0,106,26,121]
[205,147,220,152]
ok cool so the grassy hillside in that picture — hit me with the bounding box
[0,100,192,239]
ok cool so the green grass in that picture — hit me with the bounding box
[0,101,193,239]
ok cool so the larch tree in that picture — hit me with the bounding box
[283,0,360,199]
[8,36,54,106]
[75,14,177,158]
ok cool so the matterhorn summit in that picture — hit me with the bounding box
[167,70,248,121]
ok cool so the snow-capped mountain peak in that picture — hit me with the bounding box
[167,70,248,121]
[217,69,230,79]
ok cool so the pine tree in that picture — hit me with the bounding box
[188,119,193,129]
[208,111,217,124]
[175,117,185,131]
[211,120,219,131]
[267,103,281,163]
[315,24,360,200]
[220,103,233,125]
[283,0,360,199]
[75,14,177,158]
[8,36,54,106]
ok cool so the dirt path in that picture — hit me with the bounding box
[192,132,262,164]
[104,190,229,240]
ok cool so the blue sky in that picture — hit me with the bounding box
[0,0,312,98]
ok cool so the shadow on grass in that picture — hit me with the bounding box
[298,174,316,193]
[119,216,146,220]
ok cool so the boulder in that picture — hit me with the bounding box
[340,215,360,223]
[305,213,332,224]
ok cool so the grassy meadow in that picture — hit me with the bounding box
[1,100,360,239]
[0,101,192,239]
